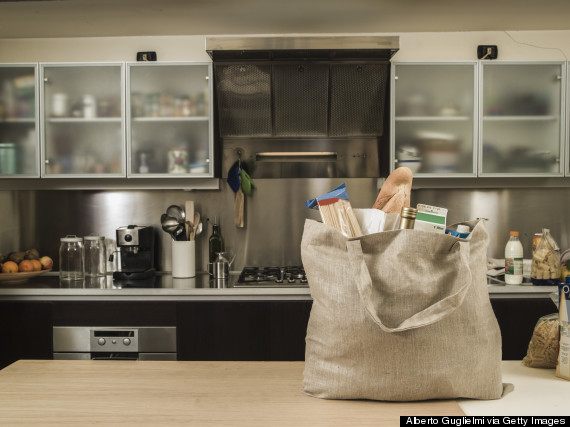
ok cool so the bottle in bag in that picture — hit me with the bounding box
[398,206,417,230]
[505,231,523,285]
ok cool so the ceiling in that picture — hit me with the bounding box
[1,0,569,39]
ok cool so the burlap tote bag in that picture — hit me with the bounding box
[301,218,504,401]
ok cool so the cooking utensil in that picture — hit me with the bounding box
[185,220,193,241]
[166,205,185,224]
[185,201,194,227]
[190,211,201,240]
[161,214,179,240]
[194,221,203,237]
[174,223,185,241]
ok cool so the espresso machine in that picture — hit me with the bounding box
[113,225,156,281]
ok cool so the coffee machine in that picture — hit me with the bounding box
[113,225,156,281]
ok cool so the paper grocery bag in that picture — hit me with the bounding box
[301,219,504,401]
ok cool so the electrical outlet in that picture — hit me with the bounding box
[136,51,157,62]
[477,45,498,60]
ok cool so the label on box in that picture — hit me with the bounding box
[414,204,447,234]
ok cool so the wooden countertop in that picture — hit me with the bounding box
[0,360,464,426]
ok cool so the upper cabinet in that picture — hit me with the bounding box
[40,63,125,177]
[127,62,213,177]
[0,64,39,177]
[480,62,565,176]
[391,63,477,177]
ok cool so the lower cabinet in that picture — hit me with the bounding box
[0,302,53,370]
[177,301,313,361]
[0,297,558,369]
[490,298,558,360]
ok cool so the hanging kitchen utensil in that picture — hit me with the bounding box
[240,168,255,196]
[227,157,245,229]
[234,187,245,228]
[226,160,241,193]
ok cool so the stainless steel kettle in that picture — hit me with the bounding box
[213,252,229,279]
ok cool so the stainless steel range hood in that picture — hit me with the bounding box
[206,35,399,61]
[206,36,399,179]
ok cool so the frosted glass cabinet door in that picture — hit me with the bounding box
[127,63,212,177]
[0,64,39,177]
[392,63,476,176]
[41,64,125,177]
[480,62,564,176]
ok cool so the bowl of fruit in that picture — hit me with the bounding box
[0,249,53,285]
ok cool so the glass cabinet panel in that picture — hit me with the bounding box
[0,64,39,177]
[480,62,564,176]
[41,64,125,177]
[127,63,212,177]
[392,63,476,176]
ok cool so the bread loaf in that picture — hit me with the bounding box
[372,167,413,213]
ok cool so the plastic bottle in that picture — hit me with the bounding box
[505,231,524,285]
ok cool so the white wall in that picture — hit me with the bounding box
[1,31,569,63]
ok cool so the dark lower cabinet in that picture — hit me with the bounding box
[0,302,53,370]
[0,297,558,368]
[177,301,313,361]
[490,298,557,360]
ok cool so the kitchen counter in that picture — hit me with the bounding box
[0,359,464,426]
[458,361,569,416]
[0,272,557,301]
[0,360,566,425]
[0,272,312,301]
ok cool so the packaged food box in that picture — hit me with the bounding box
[414,203,447,234]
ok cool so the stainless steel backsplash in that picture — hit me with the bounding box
[1,179,568,271]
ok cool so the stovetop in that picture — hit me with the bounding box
[234,266,308,287]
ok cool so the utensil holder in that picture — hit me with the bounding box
[172,240,195,278]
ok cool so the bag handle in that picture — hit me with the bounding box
[346,238,472,333]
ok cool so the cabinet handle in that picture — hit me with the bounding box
[44,77,49,83]
[45,160,50,164]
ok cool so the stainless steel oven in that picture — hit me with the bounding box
[53,326,176,361]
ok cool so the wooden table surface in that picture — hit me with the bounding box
[0,360,464,426]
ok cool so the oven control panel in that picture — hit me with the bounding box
[89,329,139,353]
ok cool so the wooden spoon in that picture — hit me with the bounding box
[191,211,200,240]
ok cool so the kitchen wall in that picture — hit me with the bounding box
[1,30,570,269]
[1,182,569,271]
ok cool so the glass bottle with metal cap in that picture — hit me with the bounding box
[398,206,417,230]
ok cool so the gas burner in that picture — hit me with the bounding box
[236,265,307,287]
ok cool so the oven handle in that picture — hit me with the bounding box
[91,354,138,361]
[255,151,337,162]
